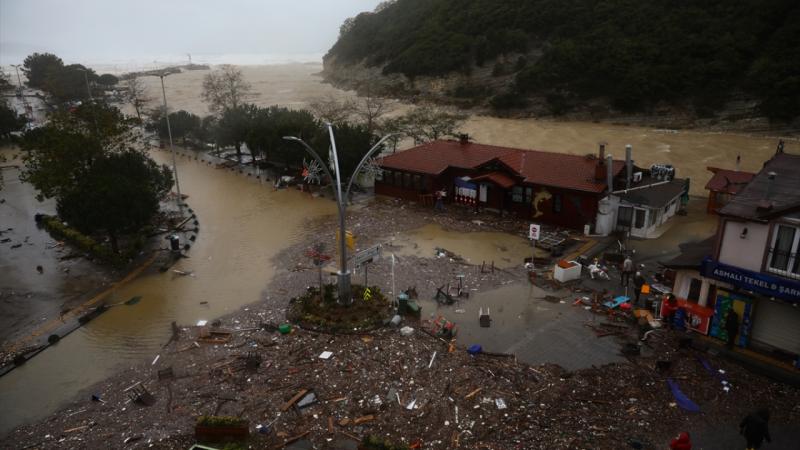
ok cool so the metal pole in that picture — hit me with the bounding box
[391,253,396,306]
[326,123,351,305]
[159,74,183,215]
[11,65,23,89]
[83,71,93,102]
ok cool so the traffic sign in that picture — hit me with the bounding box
[529,224,541,241]
[354,244,382,268]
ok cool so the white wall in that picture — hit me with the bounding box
[718,220,769,272]
[673,269,732,307]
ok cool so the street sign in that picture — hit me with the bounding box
[529,224,541,241]
[354,244,382,268]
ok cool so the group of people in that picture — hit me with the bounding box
[668,408,772,449]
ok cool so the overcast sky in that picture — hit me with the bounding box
[0,0,382,66]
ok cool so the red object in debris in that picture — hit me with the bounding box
[620,302,632,311]
[669,431,692,450]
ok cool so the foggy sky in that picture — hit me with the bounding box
[0,0,382,65]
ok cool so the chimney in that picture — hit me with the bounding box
[595,143,607,181]
[735,154,741,172]
[758,171,777,210]
[459,133,469,145]
[625,144,633,190]
[606,154,614,194]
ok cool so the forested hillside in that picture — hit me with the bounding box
[325,0,800,121]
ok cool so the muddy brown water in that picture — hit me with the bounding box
[1,62,797,434]
[0,149,339,434]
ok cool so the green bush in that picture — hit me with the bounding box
[196,415,247,428]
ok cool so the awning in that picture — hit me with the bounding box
[470,172,517,189]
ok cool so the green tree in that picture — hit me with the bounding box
[44,64,98,102]
[216,104,258,162]
[22,52,64,89]
[57,150,172,253]
[97,74,119,87]
[153,110,201,146]
[0,102,27,140]
[21,103,169,253]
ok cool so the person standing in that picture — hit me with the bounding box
[633,271,646,306]
[740,408,771,449]
[725,309,740,350]
[621,255,634,286]
[663,294,679,329]
[669,431,692,450]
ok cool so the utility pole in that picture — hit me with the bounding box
[159,73,184,215]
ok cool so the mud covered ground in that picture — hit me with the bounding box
[4,197,800,449]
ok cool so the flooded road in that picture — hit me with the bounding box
[0,149,335,434]
[417,283,625,371]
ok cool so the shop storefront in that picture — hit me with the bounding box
[701,258,800,355]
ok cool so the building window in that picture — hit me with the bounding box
[768,224,800,278]
[511,186,523,203]
[634,208,646,229]
[552,193,562,213]
[687,278,702,302]
[413,174,422,191]
[524,187,532,204]
[403,172,412,188]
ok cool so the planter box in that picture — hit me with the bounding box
[195,424,249,442]
[554,260,581,282]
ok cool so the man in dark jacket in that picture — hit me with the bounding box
[725,309,740,349]
[633,271,646,306]
[740,408,771,449]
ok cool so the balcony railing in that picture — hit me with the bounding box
[766,247,800,281]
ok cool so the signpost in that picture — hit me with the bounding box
[354,245,382,286]
[529,224,540,270]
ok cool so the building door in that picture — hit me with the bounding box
[634,208,646,230]
[479,184,488,203]
[751,298,800,354]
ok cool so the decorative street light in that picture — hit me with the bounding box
[284,124,393,305]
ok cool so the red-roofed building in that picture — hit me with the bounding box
[705,166,756,214]
[376,138,629,230]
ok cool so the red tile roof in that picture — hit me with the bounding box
[379,140,625,193]
[705,167,756,195]
[470,171,517,189]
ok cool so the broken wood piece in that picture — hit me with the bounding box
[338,417,351,426]
[465,387,482,399]
[280,388,309,411]
[272,430,310,449]
[337,429,361,441]
[63,425,89,433]
[353,415,374,425]
[327,416,334,433]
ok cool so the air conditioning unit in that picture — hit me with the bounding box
[633,172,643,183]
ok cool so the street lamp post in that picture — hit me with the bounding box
[158,73,183,215]
[284,125,393,305]
[9,64,23,90]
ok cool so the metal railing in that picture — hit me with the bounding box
[766,247,800,280]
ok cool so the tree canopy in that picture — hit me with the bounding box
[326,0,800,119]
[20,103,171,251]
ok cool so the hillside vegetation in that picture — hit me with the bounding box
[325,0,800,121]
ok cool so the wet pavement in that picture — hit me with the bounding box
[0,147,114,345]
[418,283,626,371]
[0,148,336,434]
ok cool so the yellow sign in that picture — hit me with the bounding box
[336,231,356,252]
[363,287,372,301]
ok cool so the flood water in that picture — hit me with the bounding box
[391,224,535,269]
[0,149,336,434]
[417,283,625,371]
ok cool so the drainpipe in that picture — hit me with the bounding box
[625,144,633,190]
[606,154,614,194]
